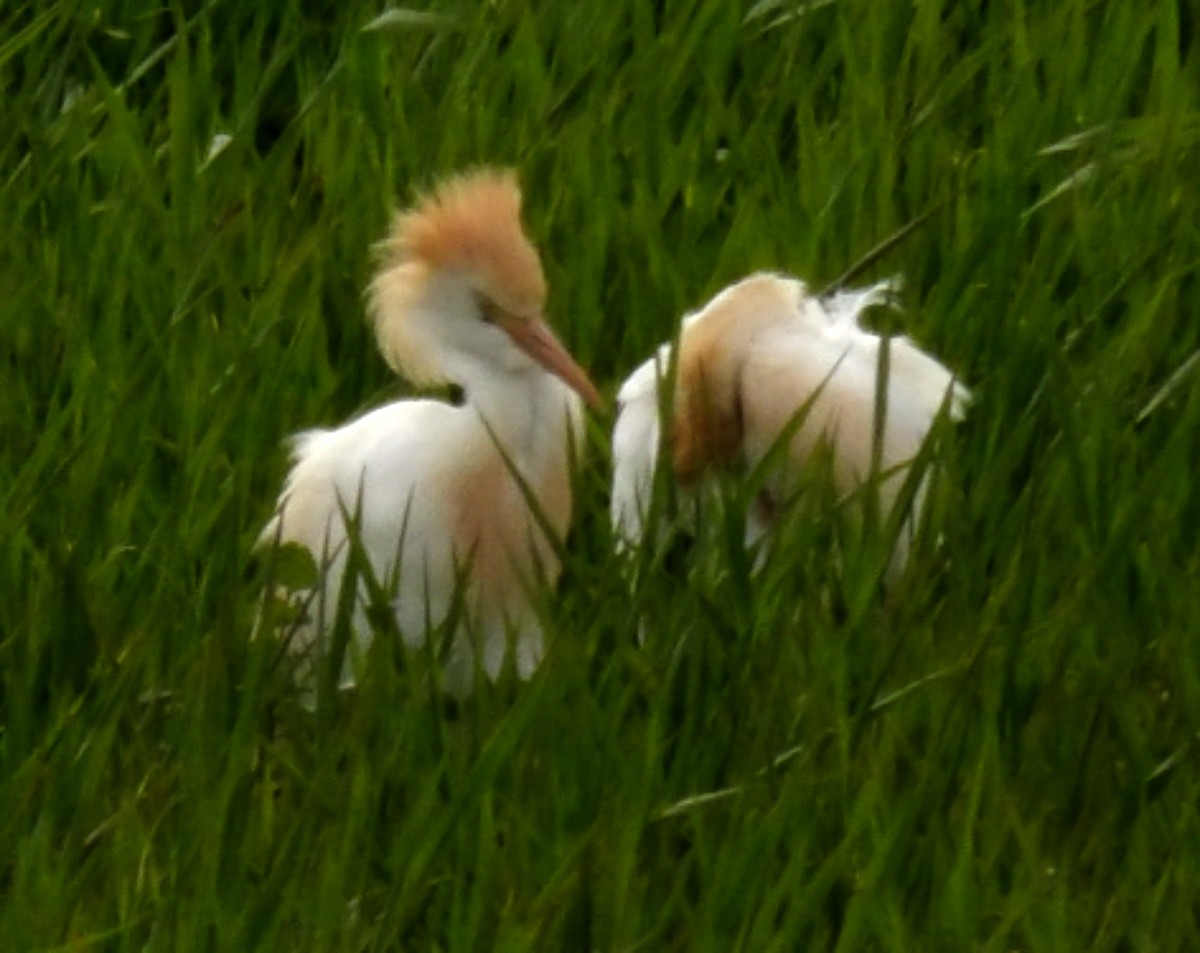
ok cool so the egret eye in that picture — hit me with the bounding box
[474,292,503,325]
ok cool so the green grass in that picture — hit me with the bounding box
[4,0,1200,948]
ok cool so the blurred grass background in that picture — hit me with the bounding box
[3,0,1199,948]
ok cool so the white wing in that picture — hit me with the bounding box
[259,401,464,687]
[822,278,970,422]
[610,347,671,548]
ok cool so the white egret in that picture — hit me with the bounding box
[261,168,602,696]
[611,272,969,575]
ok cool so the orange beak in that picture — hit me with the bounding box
[498,316,604,411]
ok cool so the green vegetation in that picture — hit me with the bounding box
[4,0,1199,948]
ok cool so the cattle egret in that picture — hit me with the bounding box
[261,168,602,697]
[611,272,969,575]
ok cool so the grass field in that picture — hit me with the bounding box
[4,0,1200,948]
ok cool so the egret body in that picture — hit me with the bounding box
[262,169,601,696]
[611,272,968,574]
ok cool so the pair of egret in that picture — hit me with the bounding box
[261,169,968,695]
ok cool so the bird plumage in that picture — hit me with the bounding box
[611,272,969,573]
[261,169,600,696]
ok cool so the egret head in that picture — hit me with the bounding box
[369,168,601,408]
